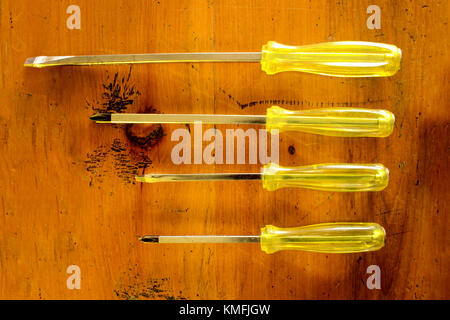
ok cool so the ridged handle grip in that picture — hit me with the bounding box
[265,106,395,137]
[261,163,389,191]
[260,223,386,254]
[260,41,402,77]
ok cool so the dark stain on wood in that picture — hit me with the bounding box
[110,139,152,183]
[85,144,109,185]
[84,68,164,184]
[84,139,153,185]
[114,276,187,300]
[126,124,164,147]
[125,107,165,148]
[219,88,388,109]
[288,145,295,155]
[89,66,141,114]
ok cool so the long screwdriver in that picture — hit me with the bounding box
[140,222,386,254]
[136,163,389,192]
[24,41,402,77]
[90,107,394,137]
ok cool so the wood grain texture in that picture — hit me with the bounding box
[0,0,448,299]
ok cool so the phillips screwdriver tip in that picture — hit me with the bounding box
[140,236,160,243]
[90,113,111,122]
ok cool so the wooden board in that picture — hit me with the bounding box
[0,0,448,299]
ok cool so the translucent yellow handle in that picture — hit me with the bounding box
[261,163,389,191]
[260,223,385,254]
[260,41,402,77]
[265,106,395,137]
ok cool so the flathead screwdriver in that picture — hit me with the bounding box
[140,222,386,254]
[90,107,395,137]
[24,41,402,77]
[136,163,389,192]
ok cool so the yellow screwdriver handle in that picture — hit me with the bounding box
[260,223,385,254]
[261,163,389,191]
[265,106,395,137]
[260,41,402,77]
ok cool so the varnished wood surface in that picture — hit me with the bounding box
[0,0,448,299]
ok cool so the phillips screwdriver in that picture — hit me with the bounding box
[136,163,389,192]
[140,222,386,254]
[24,41,402,77]
[90,107,395,137]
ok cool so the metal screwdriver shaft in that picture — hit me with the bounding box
[90,113,267,125]
[24,41,402,77]
[139,223,386,254]
[136,173,262,183]
[24,52,261,67]
[140,235,261,243]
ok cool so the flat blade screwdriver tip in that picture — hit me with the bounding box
[24,57,37,67]
[135,176,148,183]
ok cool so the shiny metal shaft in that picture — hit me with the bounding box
[135,173,262,183]
[106,113,267,125]
[24,52,262,68]
[140,235,261,244]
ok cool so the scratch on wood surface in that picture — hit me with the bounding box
[374,208,404,216]
[219,88,390,109]
[388,230,412,237]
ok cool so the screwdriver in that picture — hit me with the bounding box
[140,222,386,254]
[90,107,395,137]
[24,41,402,77]
[136,163,389,192]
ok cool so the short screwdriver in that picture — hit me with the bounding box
[24,41,402,77]
[90,107,395,138]
[136,163,389,192]
[140,222,386,254]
